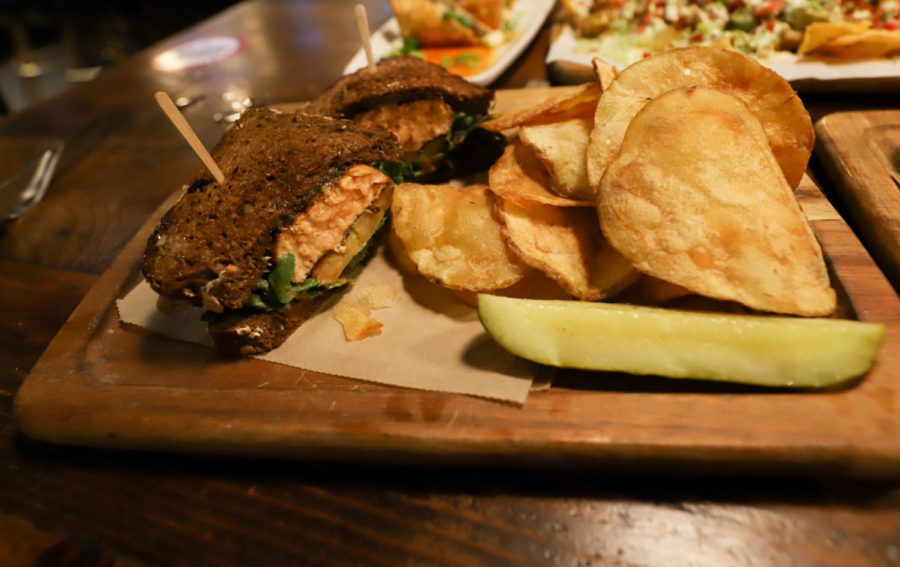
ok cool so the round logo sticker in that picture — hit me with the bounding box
[152,36,244,72]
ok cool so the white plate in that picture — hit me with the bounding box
[546,25,900,90]
[344,0,556,86]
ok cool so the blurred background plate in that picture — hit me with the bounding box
[546,24,900,92]
[344,0,555,86]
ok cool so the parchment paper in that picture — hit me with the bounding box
[117,250,536,404]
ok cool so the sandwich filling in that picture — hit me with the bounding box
[354,99,455,155]
[274,164,393,283]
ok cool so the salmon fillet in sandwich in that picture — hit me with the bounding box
[142,107,401,356]
[304,56,502,182]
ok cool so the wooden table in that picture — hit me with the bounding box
[2,1,900,565]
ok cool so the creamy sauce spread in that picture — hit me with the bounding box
[354,99,454,153]
[274,164,392,282]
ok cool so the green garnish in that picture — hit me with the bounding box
[372,111,496,181]
[447,110,489,147]
[373,160,423,184]
[246,253,350,312]
[386,37,424,59]
[454,53,480,68]
[442,11,473,28]
[440,53,480,69]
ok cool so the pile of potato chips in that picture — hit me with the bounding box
[388,46,838,318]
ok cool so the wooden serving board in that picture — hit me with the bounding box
[816,110,900,292]
[13,91,900,476]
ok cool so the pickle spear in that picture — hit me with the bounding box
[476,295,885,387]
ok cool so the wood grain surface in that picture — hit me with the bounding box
[12,90,900,477]
[3,1,900,566]
[815,110,900,292]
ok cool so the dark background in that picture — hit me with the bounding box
[0,0,238,114]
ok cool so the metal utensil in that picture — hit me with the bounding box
[5,140,64,220]
[0,140,64,226]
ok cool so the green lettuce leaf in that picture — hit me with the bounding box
[246,253,350,312]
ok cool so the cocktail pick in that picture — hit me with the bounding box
[154,91,225,184]
[355,4,377,73]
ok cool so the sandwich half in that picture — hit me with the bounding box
[305,56,502,181]
[142,107,400,356]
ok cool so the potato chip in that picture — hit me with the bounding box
[598,86,836,316]
[614,275,693,306]
[334,284,398,341]
[489,140,594,207]
[494,194,639,301]
[483,82,602,131]
[586,47,814,191]
[387,229,419,275]
[797,22,872,55]
[453,270,572,306]
[802,28,900,59]
[591,57,618,90]
[390,183,527,291]
[519,116,594,201]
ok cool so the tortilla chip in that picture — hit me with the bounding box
[802,28,900,58]
[797,22,872,55]
[598,86,835,316]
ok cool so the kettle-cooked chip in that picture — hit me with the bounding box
[591,57,618,90]
[586,47,813,192]
[494,194,639,301]
[391,183,528,291]
[453,270,573,306]
[519,116,594,201]
[614,275,694,306]
[483,82,602,131]
[489,140,594,207]
[598,87,836,317]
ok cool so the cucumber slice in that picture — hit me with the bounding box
[476,295,885,387]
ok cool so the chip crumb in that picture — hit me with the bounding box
[334,284,398,341]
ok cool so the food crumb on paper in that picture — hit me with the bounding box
[334,284,398,341]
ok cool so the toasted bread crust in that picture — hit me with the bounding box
[141,108,399,311]
[205,292,334,356]
[306,56,493,118]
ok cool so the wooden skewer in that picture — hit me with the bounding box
[154,91,226,184]
[355,4,377,73]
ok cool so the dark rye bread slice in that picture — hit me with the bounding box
[142,108,399,311]
[205,291,334,356]
[304,56,493,119]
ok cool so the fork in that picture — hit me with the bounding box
[0,140,64,223]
